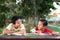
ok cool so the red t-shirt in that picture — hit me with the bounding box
[35,27,53,34]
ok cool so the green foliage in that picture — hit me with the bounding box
[55,0,60,2]
[0,0,59,27]
[0,5,10,13]
[25,24,31,33]
[11,0,16,2]
[0,0,5,4]
[0,1,10,27]
[21,0,53,18]
[0,28,3,34]
[0,13,6,27]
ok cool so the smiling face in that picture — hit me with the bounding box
[37,21,44,30]
[14,19,22,28]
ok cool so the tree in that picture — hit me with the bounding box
[0,0,60,27]
[20,0,54,26]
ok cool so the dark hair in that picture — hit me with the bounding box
[40,19,48,26]
[11,16,20,24]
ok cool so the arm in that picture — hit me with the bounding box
[3,23,13,34]
[3,28,14,34]
[51,31,59,35]
[31,28,45,35]
[14,24,26,34]
[46,28,59,35]
[13,29,26,34]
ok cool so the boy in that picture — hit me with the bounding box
[3,16,26,35]
[31,19,59,35]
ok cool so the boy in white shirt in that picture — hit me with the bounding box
[3,16,26,35]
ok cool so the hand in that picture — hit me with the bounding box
[49,31,59,35]
[35,31,46,35]
[39,33,46,35]
[35,31,41,34]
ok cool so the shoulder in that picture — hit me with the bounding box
[7,23,12,27]
[21,24,24,26]
[44,27,53,32]
[6,23,12,30]
[30,27,36,33]
[20,24,25,30]
[8,23,12,26]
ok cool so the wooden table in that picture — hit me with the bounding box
[0,34,60,40]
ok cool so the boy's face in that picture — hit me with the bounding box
[14,19,22,28]
[37,21,43,29]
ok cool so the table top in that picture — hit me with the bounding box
[0,33,60,39]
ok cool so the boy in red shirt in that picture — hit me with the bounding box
[31,19,59,35]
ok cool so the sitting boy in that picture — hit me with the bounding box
[31,19,59,35]
[3,16,26,35]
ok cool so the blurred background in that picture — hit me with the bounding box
[0,0,60,33]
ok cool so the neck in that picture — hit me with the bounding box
[12,24,18,29]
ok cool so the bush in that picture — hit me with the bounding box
[0,14,6,28]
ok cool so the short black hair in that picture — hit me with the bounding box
[11,16,20,24]
[40,19,48,26]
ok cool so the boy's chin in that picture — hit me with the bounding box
[15,27,19,28]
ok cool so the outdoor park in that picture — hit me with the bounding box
[0,0,60,36]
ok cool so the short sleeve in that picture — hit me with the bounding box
[31,28,36,33]
[20,24,25,30]
[6,23,12,30]
[46,28,53,33]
